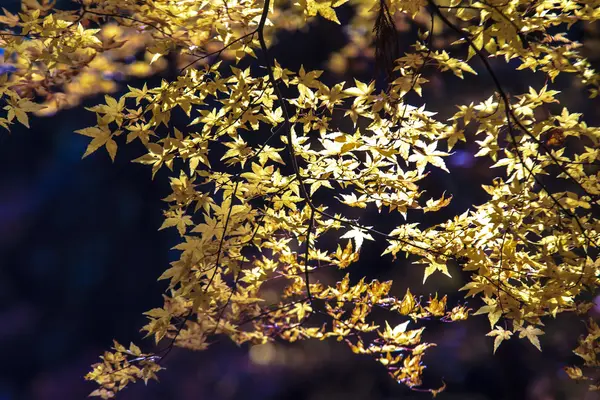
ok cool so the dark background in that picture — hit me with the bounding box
[1,1,600,399]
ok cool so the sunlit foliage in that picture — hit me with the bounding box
[1,0,599,397]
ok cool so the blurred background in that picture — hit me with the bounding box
[1,1,600,399]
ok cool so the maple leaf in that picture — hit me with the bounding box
[445,128,466,152]
[392,289,417,316]
[337,192,368,208]
[517,325,544,351]
[76,125,119,161]
[408,141,451,175]
[0,7,19,26]
[424,192,453,213]
[340,227,374,250]
[426,295,447,316]
[381,320,410,339]
[3,98,45,128]
[305,0,341,23]
[159,209,193,236]
[292,302,313,320]
[486,326,513,354]
[564,366,587,380]
[474,304,503,328]
[86,95,126,126]
[257,145,285,165]
[420,258,452,283]
[332,241,359,269]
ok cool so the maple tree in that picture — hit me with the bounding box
[1,0,600,397]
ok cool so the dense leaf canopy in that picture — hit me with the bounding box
[1,0,599,397]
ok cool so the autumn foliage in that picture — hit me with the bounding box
[1,0,599,397]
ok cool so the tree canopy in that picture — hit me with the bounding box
[1,0,599,397]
